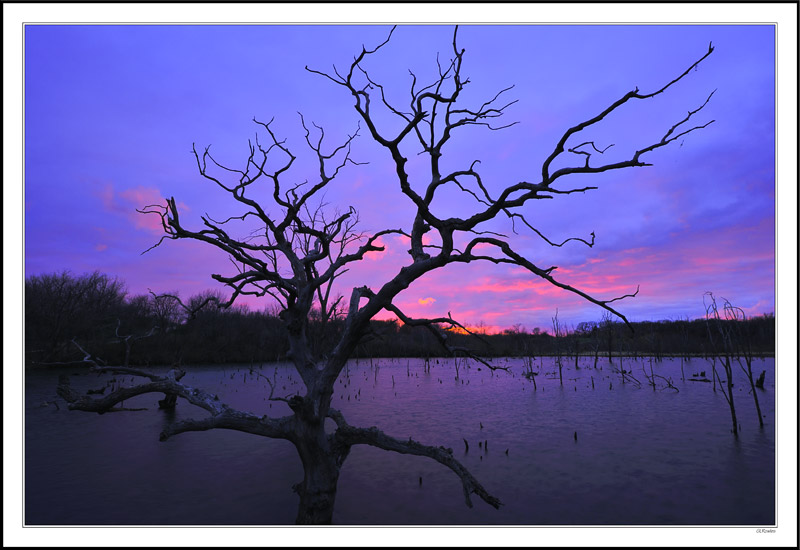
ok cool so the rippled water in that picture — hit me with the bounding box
[24,356,775,525]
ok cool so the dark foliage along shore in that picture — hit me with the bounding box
[25,271,775,367]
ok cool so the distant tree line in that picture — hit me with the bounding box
[24,271,775,367]
[25,271,287,366]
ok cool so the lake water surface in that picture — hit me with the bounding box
[24,356,776,525]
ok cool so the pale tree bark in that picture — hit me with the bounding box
[58,26,715,524]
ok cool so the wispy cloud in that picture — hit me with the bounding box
[96,183,189,234]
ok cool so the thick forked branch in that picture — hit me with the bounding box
[541,43,715,182]
[328,408,501,509]
[451,77,714,233]
[57,362,292,441]
[69,338,107,367]
[158,409,294,442]
[138,113,369,319]
[308,27,714,256]
[305,29,712,356]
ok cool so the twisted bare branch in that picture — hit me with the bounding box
[458,238,640,330]
[57,362,293,441]
[328,408,501,509]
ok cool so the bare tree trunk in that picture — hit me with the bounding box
[56,27,716,525]
[649,360,656,391]
[157,393,178,409]
[552,311,563,386]
[123,341,132,368]
[284,380,345,525]
[704,293,738,436]
[725,301,764,429]
[294,436,342,524]
[745,364,764,428]
[557,356,563,387]
[710,356,719,393]
[718,357,739,437]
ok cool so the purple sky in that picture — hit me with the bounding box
[24,24,776,332]
[7,8,797,546]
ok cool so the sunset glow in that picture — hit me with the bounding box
[24,24,776,332]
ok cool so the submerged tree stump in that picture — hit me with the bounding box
[158,393,179,409]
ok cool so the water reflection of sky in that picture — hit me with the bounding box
[25,357,775,525]
[24,24,776,332]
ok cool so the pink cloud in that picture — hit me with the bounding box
[119,187,170,232]
[96,182,180,234]
[465,277,564,297]
[418,297,436,305]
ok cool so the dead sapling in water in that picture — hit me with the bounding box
[704,293,739,436]
[723,300,764,428]
[641,362,679,392]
